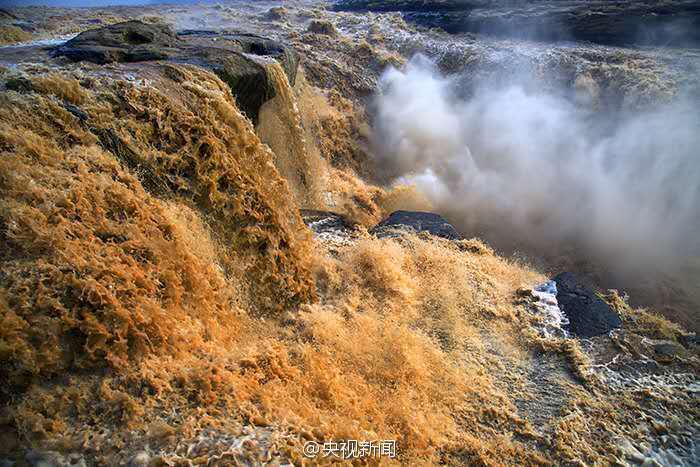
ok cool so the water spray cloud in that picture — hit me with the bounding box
[373,55,700,273]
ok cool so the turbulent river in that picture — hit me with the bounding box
[0,1,699,465]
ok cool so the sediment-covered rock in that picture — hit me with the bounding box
[370,210,460,240]
[178,30,300,87]
[553,272,622,338]
[54,20,179,63]
[301,210,356,246]
[302,210,353,235]
[55,21,299,123]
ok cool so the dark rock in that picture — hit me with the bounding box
[335,1,700,48]
[177,30,299,85]
[54,22,300,124]
[179,32,299,123]
[370,210,460,240]
[63,103,88,122]
[176,29,219,37]
[181,45,275,123]
[232,33,299,87]
[553,272,622,339]
[516,287,535,299]
[55,20,180,64]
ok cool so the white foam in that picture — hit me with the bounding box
[0,35,73,49]
[532,280,569,338]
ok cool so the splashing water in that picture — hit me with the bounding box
[373,55,700,276]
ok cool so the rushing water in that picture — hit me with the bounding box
[1,2,698,464]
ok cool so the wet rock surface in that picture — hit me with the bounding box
[335,0,700,48]
[301,210,462,243]
[554,272,622,338]
[54,21,299,123]
[179,30,299,87]
[370,210,460,240]
[301,210,358,249]
[54,20,179,64]
[584,329,700,465]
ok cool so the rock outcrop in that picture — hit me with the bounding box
[55,21,300,123]
[553,272,622,338]
[370,210,460,240]
[335,0,700,48]
[301,210,356,246]
[54,20,179,63]
[301,210,461,243]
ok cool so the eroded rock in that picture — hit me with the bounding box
[55,20,179,63]
[553,272,622,338]
[370,210,460,240]
[54,21,299,123]
[301,210,355,246]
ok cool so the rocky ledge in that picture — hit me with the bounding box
[54,20,299,123]
[370,210,460,240]
[303,209,461,242]
[334,0,700,48]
